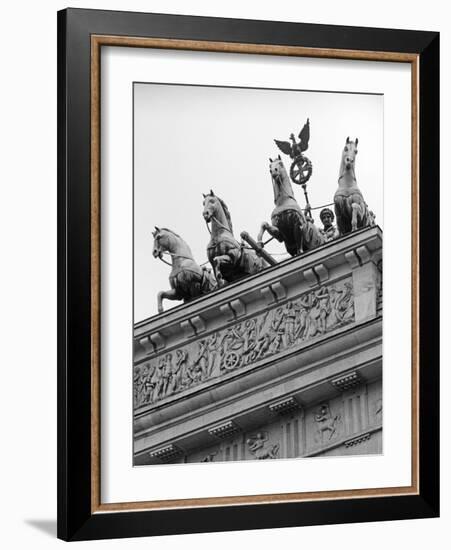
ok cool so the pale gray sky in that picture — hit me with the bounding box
[134,83,383,321]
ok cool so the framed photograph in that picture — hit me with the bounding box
[57,8,439,541]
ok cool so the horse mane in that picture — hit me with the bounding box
[160,227,181,239]
[209,194,233,233]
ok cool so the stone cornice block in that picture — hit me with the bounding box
[148,332,165,352]
[268,396,299,415]
[190,315,206,334]
[149,443,183,462]
[345,245,372,268]
[260,286,275,304]
[330,371,362,392]
[303,268,317,287]
[230,299,246,318]
[180,320,195,337]
[344,250,360,269]
[356,245,371,264]
[137,335,154,354]
[314,263,329,283]
[208,420,241,440]
[344,432,371,447]
[271,282,286,300]
[220,303,235,321]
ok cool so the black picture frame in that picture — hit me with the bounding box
[57,7,439,541]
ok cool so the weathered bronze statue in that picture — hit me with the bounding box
[152,227,216,313]
[202,190,265,286]
[319,208,339,242]
[334,137,372,235]
[257,157,324,256]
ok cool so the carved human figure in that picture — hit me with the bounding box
[269,308,285,354]
[319,208,339,242]
[336,281,354,322]
[206,333,222,378]
[166,352,184,395]
[316,286,331,334]
[175,349,193,389]
[283,302,297,346]
[136,364,153,405]
[161,354,173,397]
[242,319,257,353]
[134,366,142,406]
[191,341,208,381]
[314,403,340,444]
[152,358,166,402]
[304,294,320,338]
[246,432,280,459]
[248,312,271,360]
[253,333,272,360]
[143,363,156,404]
[327,286,342,327]
[294,293,312,341]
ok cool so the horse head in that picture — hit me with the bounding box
[269,155,294,203]
[202,190,233,233]
[268,155,288,183]
[340,137,359,176]
[152,227,178,258]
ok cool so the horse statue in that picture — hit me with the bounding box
[334,137,373,235]
[202,191,265,286]
[257,156,324,256]
[152,227,216,313]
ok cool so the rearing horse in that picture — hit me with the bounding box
[203,191,265,286]
[152,227,216,313]
[334,137,372,235]
[257,156,324,256]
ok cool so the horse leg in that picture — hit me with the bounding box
[213,254,232,287]
[257,221,281,246]
[351,203,361,232]
[157,289,179,314]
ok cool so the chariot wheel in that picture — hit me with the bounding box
[222,351,242,371]
[290,155,312,185]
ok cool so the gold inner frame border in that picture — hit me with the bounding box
[90,34,419,514]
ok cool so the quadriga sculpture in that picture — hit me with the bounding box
[257,156,324,256]
[202,191,265,286]
[334,137,373,235]
[152,227,216,313]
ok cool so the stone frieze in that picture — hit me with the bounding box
[134,278,354,407]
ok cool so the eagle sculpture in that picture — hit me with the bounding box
[274,118,310,159]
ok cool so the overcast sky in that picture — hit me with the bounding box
[134,83,383,321]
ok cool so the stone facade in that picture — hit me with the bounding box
[133,226,382,465]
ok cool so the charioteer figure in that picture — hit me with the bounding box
[319,208,339,242]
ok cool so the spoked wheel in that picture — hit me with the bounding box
[222,351,242,371]
[290,155,312,185]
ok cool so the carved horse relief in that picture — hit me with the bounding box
[334,137,373,235]
[257,156,324,256]
[152,227,216,313]
[202,191,265,286]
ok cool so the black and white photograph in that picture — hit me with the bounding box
[133,83,383,466]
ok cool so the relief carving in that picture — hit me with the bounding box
[373,398,383,422]
[134,278,355,407]
[314,403,341,445]
[246,432,280,459]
